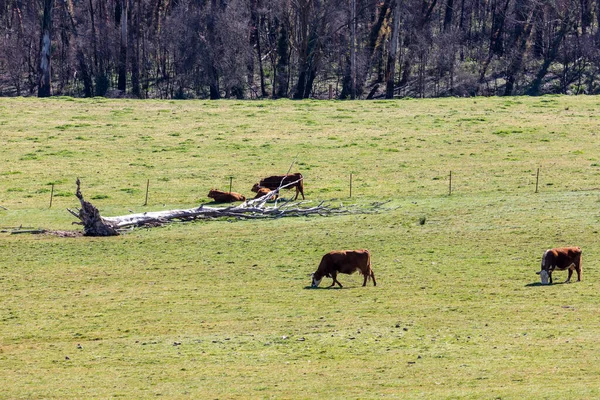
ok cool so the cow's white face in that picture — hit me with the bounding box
[311,273,322,288]
[538,270,549,285]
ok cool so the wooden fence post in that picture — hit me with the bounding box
[49,184,54,208]
[144,179,150,206]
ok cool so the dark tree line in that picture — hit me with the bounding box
[1,0,600,99]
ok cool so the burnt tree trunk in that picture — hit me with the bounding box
[64,0,94,98]
[130,0,141,98]
[358,0,391,96]
[77,51,93,97]
[503,0,536,96]
[443,0,454,32]
[526,16,571,96]
[249,1,267,98]
[274,17,290,98]
[89,0,98,70]
[350,0,357,99]
[207,0,220,99]
[340,54,353,99]
[293,0,322,99]
[256,17,267,98]
[581,0,592,35]
[596,0,600,41]
[118,0,128,92]
[247,0,257,95]
[478,0,511,84]
[385,0,401,99]
[293,3,312,99]
[38,0,53,97]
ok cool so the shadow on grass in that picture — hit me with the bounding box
[525,281,570,287]
[303,285,344,290]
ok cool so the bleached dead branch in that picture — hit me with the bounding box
[67,179,388,236]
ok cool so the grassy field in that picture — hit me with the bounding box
[1,96,600,399]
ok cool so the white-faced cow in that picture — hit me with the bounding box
[311,249,376,288]
[252,172,305,200]
[537,247,582,285]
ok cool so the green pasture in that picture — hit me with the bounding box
[1,96,600,398]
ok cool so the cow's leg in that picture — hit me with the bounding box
[549,271,553,284]
[329,272,337,287]
[576,258,582,281]
[293,188,299,200]
[330,272,343,288]
[362,271,375,286]
[566,267,573,283]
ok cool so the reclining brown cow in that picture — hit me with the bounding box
[253,187,278,200]
[537,246,582,284]
[207,189,246,203]
[251,172,305,200]
[311,249,376,288]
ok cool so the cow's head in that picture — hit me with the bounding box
[537,249,551,284]
[311,272,323,288]
[251,183,261,193]
[536,269,550,285]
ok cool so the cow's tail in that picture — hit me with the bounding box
[297,174,305,199]
[364,249,375,285]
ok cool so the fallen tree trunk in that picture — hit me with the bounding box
[68,178,120,236]
[101,201,345,228]
[68,179,389,236]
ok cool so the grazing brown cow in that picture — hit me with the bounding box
[252,172,305,200]
[207,189,246,203]
[311,249,376,288]
[537,247,582,284]
[253,187,278,200]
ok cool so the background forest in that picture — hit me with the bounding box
[1,0,599,99]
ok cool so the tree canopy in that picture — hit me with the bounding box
[1,0,598,99]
